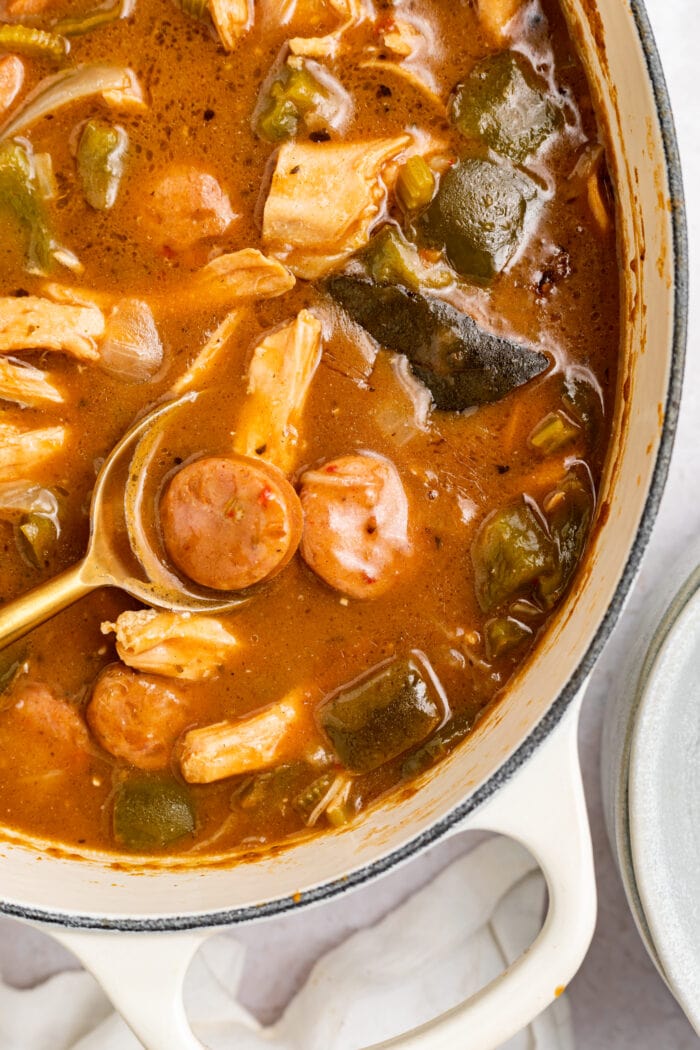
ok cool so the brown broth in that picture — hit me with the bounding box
[0,0,619,854]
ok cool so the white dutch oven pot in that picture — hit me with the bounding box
[0,1,687,1047]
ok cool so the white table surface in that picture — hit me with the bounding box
[0,1,698,1046]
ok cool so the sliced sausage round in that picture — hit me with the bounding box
[160,455,303,591]
[299,452,412,599]
[87,664,191,770]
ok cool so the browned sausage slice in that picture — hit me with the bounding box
[299,452,412,599]
[87,664,191,770]
[160,455,303,591]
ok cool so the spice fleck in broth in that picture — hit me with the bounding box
[0,0,618,854]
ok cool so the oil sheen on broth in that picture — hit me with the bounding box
[0,0,618,855]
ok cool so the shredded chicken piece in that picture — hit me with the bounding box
[0,296,105,360]
[0,358,63,406]
[0,56,24,118]
[175,249,295,310]
[171,310,245,395]
[263,136,410,279]
[44,252,292,320]
[288,0,369,57]
[2,0,52,14]
[101,609,238,681]
[477,0,522,42]
[233,309,322,473]
[0,422,65,481]
[41,282,109,309]
[209,0,253,50]
[359,59,443,108]
[382,18,422,57]
[179,689,305,784]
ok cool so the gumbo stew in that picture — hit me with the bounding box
[0,0,619,855]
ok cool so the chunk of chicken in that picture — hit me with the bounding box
[101,610,238,681]
[160,455,303,591]
[172,249,295,311]
[299,453,412,599]
[44,251,294,318]
[0,358,63,406]
[87,664,192,770]
[382,18,424,58]
[262,136,410,279]
[209,0,253,50]
[288,0,368,57]
[0,296,104,360]
[179,688,305,784]
[7,680,92,773]
[2,0,53,14]
[477,0,522,42]
[171,310,245,395]
[0,422,65,482]
[140,164,236,255]
[233,309,322,474]
[0,56,24,118]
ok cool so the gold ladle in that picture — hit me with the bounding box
[0,393,250,650]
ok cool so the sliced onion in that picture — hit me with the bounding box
[0,65,146,142]
[100,299,163,382]
[375,353,432,446]
[0,482,59,525]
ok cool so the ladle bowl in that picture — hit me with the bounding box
[0,392,250,650]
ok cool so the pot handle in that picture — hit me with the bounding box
[48,693,594,1050]
[367,691,596,1050]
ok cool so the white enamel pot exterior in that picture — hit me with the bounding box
[0,2,686,1048]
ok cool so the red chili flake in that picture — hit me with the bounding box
[325,464,338,474]
[362,573,376,585]
[258,485,274,506]
[161,245,176,260]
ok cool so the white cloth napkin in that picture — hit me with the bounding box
[0,839,572,1050]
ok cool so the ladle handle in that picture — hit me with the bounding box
[0,561,97,649]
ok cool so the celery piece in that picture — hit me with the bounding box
[172,0,209,20]
[396,156,435,214]
[325,789,355,827]
[0,139,56,275]
[15,512,58,569]
[293,772,334,823]
[256,94,298,143]
[113,777,196,850]
[451,51,560,163]
[364,226,452,291]
[528,410,579,455]
[55,0,129,37]
[255,62,326,143]
[0,24,69,62]
[485,616,532,660]
[284,65,325,110]
[77,119,128,210]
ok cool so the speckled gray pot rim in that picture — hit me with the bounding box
[0,0,688,932]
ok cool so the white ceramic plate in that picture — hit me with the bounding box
[629,563,700,1036]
